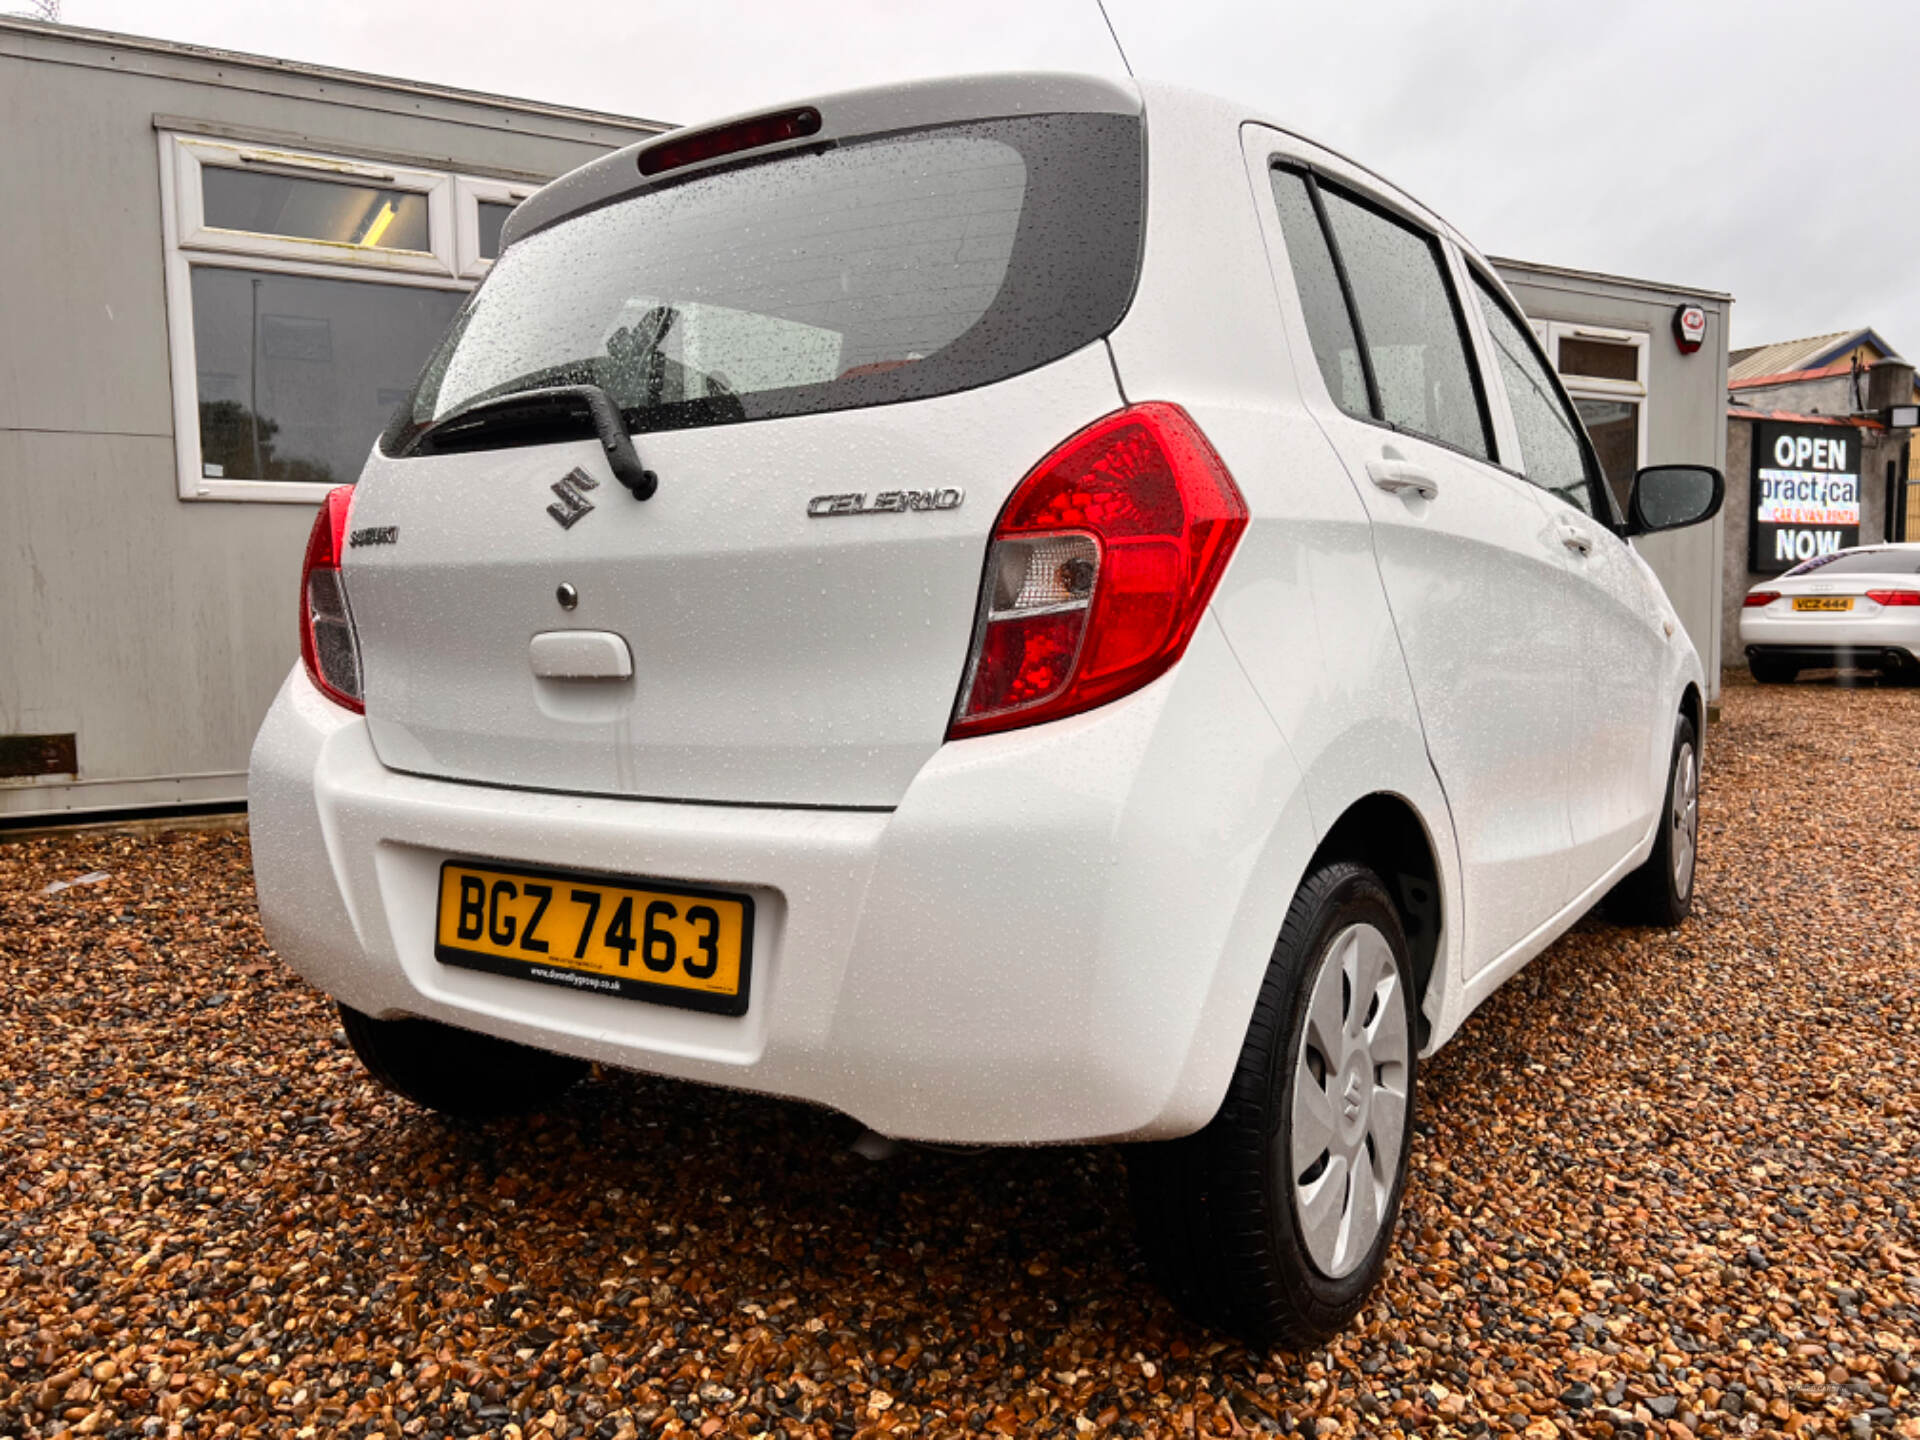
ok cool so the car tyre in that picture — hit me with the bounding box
[1749,656,1797,684]
[1608,713,1699,926]
[338,1003,589,1119]
[1126,861,1417,1346]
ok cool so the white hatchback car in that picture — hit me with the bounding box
[1740,543,1920,682]
[250,74,1724,1343]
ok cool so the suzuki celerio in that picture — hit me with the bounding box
[251,74,1725,1343]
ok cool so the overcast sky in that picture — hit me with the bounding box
[60,0,1920,355]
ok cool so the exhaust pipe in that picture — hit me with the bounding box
[850,1130,901,1162]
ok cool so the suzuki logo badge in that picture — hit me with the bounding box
[547,467,599,529]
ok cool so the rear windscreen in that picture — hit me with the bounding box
[1784,549,1920,577]
[385,112,1142,452]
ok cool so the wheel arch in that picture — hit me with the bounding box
[1678,680,1703,745]
[1304,792,1444,1050]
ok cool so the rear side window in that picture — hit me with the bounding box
[387,113,1142,450]
[1317,189,1490,460]
[1267,167,1490,462]
[1471,276,1600,517]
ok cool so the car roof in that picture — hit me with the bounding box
[1135,80,1472,253]
[1770,544,1920,579]
[506,71,1143,250]
[506,71,1476,264]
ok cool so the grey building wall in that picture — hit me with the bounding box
[0,21,663,816]
[1491,259,1733,699]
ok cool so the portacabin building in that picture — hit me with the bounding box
[0,18,664,818]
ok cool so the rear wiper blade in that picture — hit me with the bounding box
[409,384,657,500]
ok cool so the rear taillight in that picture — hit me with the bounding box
[950,403,1248,740]
[300,485,364,713]
[1868,589,1920,607]
[1743,591,1778,608]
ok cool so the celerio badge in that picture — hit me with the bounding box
[547,466,599,529]
[807,488,963,517]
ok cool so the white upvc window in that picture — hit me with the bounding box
[455,175,539,278]
[158,132,530,502]
[1546,321,1649,512]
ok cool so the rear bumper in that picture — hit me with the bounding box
[1739,608,1920,670]
[1739,610,1920,665]
[248,614,1315,1145]
[1743,643,1919,671]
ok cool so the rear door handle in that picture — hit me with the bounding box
[1558,523,1593,557]
[1366,457,1439,500]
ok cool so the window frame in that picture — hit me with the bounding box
[1267,162,1497,469]
[158,131,518,503]
[1549,321,1649,402]
[169,135,456,276]
[1462,264,1617,525]
[1548,322,1649,508]
[454,175,537,279]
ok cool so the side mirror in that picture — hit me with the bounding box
[1627,464,1724,535]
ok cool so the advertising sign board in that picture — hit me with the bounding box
[1749,420,1860,573]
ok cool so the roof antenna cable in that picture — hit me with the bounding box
[1095,0,1135,77]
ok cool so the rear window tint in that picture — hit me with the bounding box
[387,113,1142,450]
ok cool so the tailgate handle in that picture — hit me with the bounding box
[529,630,633,680]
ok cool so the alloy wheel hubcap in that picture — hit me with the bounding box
[1671,741,1698,896]
[1286,922,1410,1279]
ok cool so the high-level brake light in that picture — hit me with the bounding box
[637,107,823,177]
[950,403,1249,740]
[300,485,365,713]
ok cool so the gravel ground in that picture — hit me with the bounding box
[3,675,1917,1440]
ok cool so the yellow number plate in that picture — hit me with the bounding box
[1792,596,1853,612]
[435,861,752,1014]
